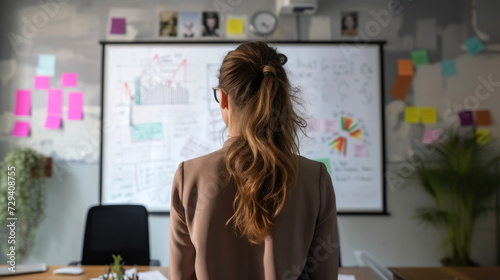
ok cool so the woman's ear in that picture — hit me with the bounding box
[220,89,228,109]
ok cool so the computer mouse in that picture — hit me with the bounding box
[53,267,84,275]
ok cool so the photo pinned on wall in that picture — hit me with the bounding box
[341,11,358,36]
[159,11,178,37]
[202,11,220,37]
[178,12,200,38]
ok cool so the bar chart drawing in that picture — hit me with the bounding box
[135,58,189,105]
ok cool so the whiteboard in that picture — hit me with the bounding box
[100,42,386,214]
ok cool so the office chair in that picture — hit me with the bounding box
[69,205,160,266]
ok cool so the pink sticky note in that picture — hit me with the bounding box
[14,90,31,116]
[11,121,30,137]
[34,76,50,89]
[422,128,441,144]
[61,73,77,87]
[67,92,83,120]
[44,115,61,129]
[47,89,63,115]
[354,144,368,157]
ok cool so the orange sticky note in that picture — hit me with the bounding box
[475,110,491,126]
[390,59,414,101]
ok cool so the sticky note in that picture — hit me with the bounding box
[421,107,437,124]
[61,73,77,87]
[405,107,421,123]
[475,110,491,126]
[390,59,414,101]
[464,36,484,55]
[441,60,457,77]
[11,121,30,137]
[36,67,55,77]
[227,18,244,35]
[38,54,56,69]
[110,18,126,34]
[314,158,332,173]
[44,115,61,129]
[422,128,441,144]
[67,92,83,120]
[476,129,490,145]
[47,89,63,115]
[34,76,50,89]
[354,144,369,157]
[133,123,163,141]
[14,90,31,116]
[411,49,429,65]
[459,111,474,126]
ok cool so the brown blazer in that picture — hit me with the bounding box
[169,137,339,280]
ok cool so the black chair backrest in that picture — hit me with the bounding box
[81,205,150,265]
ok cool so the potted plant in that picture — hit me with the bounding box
[0,148,47,262]
[413,128,500,266]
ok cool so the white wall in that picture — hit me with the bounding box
[0,0,498,267]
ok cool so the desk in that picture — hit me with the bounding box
[1,266,383,280]
[390,267,500,280]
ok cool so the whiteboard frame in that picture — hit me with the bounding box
[98,41,388,216]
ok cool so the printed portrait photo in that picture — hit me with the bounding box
[178,12,200,38]
[341,12,358,36]
[202,11,220,37]
[159,11,178,37]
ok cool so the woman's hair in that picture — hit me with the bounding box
[218,41,306,244]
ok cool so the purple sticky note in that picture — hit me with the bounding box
[422,128,441,144]
[459,111,474,126]
[67,92,83,120]
[14,90,31,116]
[47,89,63,115]
[110,18,126,34]
[11,121,30,137]
[61,73,77,87]
[34,76,50,89]
[44,115,61,129]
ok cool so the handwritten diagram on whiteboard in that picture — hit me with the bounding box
[101,43,385,213]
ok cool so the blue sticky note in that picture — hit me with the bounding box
[441,60,457,77]
[38,54,56,69]
[36,67,55,77]
[464,36,484,55]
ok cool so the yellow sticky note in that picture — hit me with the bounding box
[476,129,490,144]
[405,107,421,123]
[227,18,244,35]
[421,107,437,124]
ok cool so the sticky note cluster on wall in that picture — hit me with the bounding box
[390,59,414,101]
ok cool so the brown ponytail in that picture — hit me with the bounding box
[218,41,306,244]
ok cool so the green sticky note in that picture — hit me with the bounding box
[133,123,163,141]
[314,158,332,174]
[411,49,429,66]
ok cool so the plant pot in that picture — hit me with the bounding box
[440,256,479,267]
